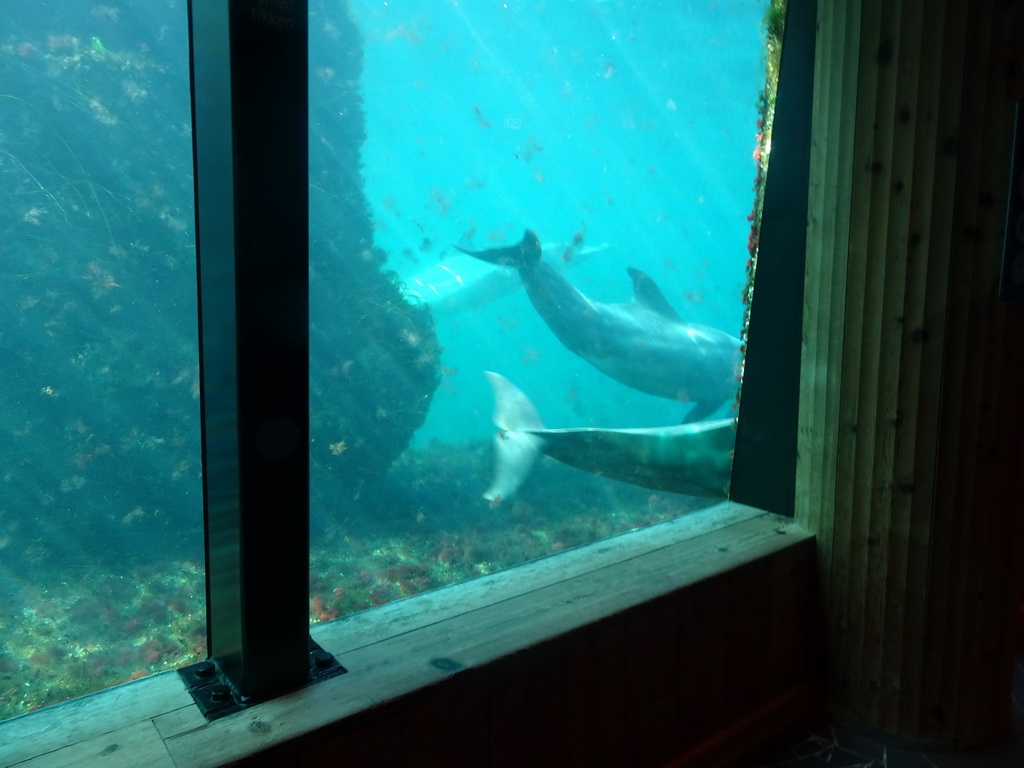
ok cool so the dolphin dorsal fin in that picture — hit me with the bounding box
[627,267,682,322]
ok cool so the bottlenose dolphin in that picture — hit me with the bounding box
[457,230,741,422]
[483,372,734,502]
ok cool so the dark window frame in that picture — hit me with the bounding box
[732,0,815,513]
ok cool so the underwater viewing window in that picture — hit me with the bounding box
[306,1,778,624]
[0,0,803,741]
[0,5,205,720]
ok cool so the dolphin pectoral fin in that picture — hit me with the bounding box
[626,266,684,322]
[455,230,543,269]
[482,371,546,503]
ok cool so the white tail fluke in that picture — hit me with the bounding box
[482,371,546,503]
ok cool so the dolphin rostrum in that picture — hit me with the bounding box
[482,372,734,502]
[457,230,742,422]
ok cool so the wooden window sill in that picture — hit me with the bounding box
[1,501,812,768]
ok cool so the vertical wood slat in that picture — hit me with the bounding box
[488,648,564,768]
[865,0,924,729]
[624,598,681,767]
[889,0,961,734]
[924,2,994,740]
[842,0,897,718]
[677,578,732,751]
[401,674,489,767]
[726,561,775,713]
[797,0,1024,745]
[769,543,816,696]
[952,1,1023,741]
[563,620,626,768]
[798,0,864,712]
[797,0,860,677]
[900,0,969,736]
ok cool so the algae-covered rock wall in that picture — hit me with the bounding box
[308,1,440,525]
[0,2,439,565]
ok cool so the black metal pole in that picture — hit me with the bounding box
[188,0,310,703]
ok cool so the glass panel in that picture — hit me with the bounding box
[309,1,777,619]
[0,6,203,719]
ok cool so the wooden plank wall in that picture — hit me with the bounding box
[797,0,1024,745]
[230,540,815,768]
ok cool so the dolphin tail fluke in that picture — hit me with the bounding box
[482,371,546,504]
[456,230,543,269]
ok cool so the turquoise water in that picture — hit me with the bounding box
[0,2,204,718]
[350,0,765,438]
[0,0,770,721]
